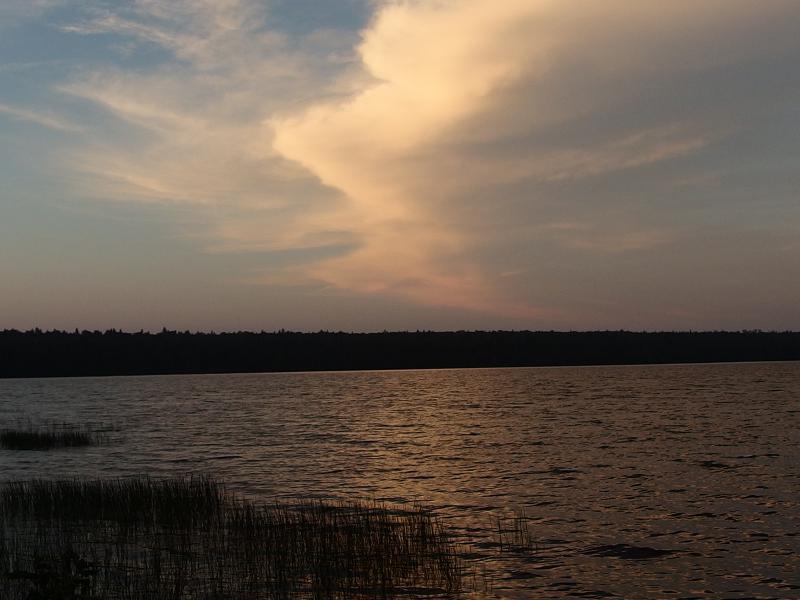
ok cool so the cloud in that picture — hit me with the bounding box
[0,102,81,132]
[60,0,800,323]
[59,0,358,254]
[271,0,800,318]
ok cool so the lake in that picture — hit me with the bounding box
[1,362,798,599]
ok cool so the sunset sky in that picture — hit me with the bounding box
[1,0,799,332]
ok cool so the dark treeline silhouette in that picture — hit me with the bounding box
[1,329,798,378]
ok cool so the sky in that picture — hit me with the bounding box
[1,0,799,332]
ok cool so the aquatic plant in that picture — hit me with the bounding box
[0,475,464,599]
[0,423,108,450]
[494,509,537,554]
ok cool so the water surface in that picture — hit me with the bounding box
[1,362,798,598]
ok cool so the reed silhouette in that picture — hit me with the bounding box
[0,423,108,450]
[0,476,464,599]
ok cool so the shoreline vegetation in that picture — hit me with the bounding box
[0,423,109,450]
[0,476,465,599]
[1,329,798,379]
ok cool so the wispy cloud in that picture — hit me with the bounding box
[58,0,357,255]
[0,102,81,132]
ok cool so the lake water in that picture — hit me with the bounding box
[1,362,798,599]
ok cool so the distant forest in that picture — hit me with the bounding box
[1,329,798,378]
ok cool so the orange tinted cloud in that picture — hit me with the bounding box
[61,0,800,324]
[272,0,782,316]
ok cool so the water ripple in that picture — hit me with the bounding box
[1,362,799,598]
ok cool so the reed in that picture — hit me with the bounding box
[0,423,108,450]
[494,509,537,554]
[0,476,464,599]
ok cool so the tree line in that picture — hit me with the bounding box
[0,329,798,378]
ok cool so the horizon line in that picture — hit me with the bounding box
[3,328,798,336]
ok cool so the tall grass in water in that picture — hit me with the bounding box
[494,508,537,554]
[0,423,108,450]
[0,476,464,599]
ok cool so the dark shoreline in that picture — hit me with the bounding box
[2,329,798,379]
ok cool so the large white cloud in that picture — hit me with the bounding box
[61,0,800,326]
[272,0,800,319]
